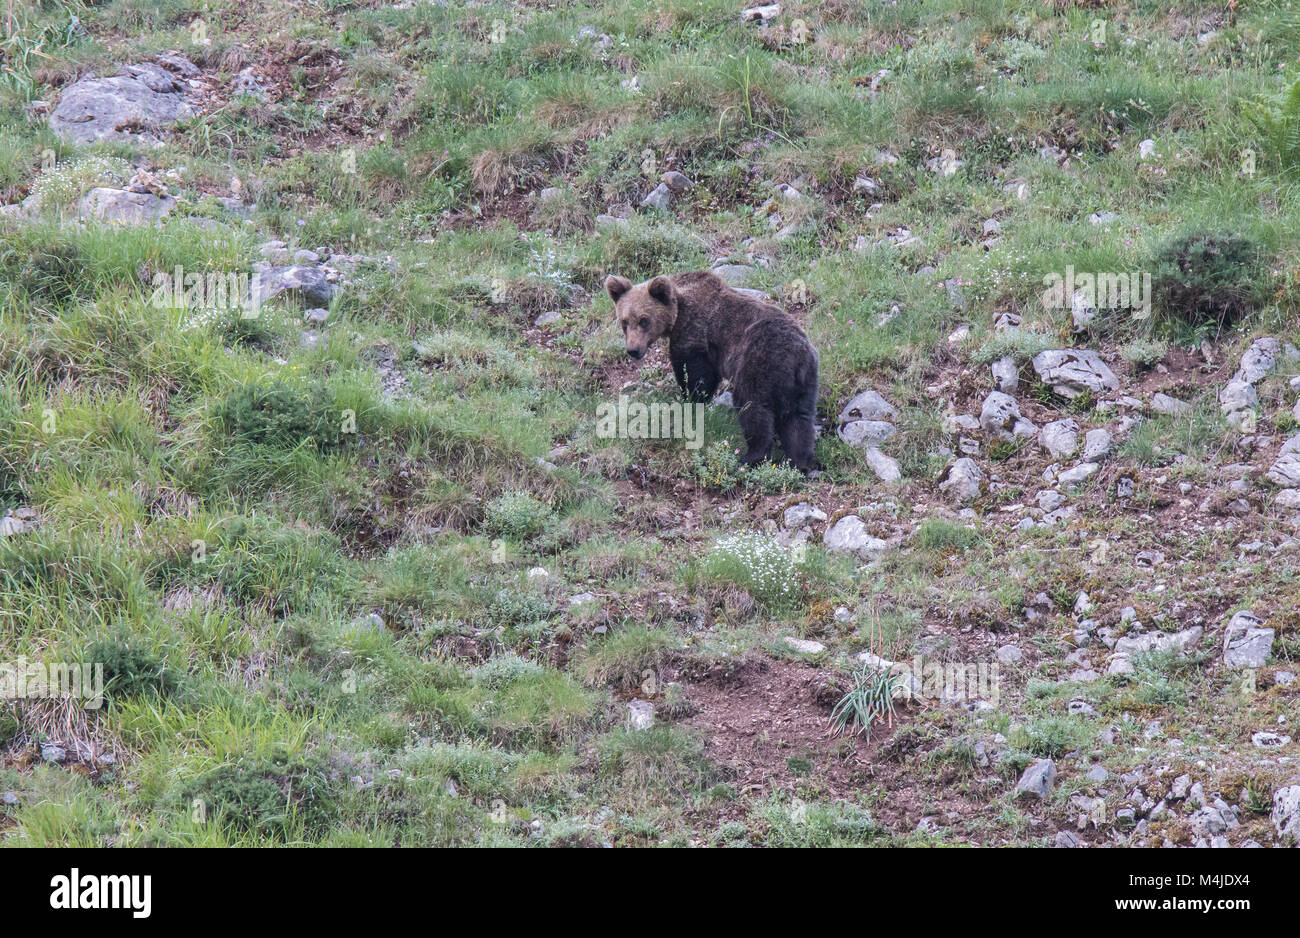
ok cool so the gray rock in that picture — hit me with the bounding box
[50,63,193,144]
[1268,435,1300,488]
[639,183,673,211]
[1275,488,1300,509]
[1039,419,1080,460]
[1081,428,1112,461]
[839,419,896,448]
[1273,785,1300,841]
[782,637,826,655]
[996,645,1023,664]
[838,390,897,423]
[1085,765,1109,782]
[992,355,1019,393]
[823,515,889,560]
[1151,393,1191,416]
[660,171,692,192]
[534,310,562,327]
[980,391,1035,439]
[712,264,754,286]
[77,187,175,226]
[1234,337,1297,385]
[1053,830,1079,847]
[1015,759,1057,799]
[862,447,902,483]
[627,699,655,730]
[1057,463,1099,489]
[1032,349,1120,399]
[1,791,18,805]
[938,458,983,502]
[41,743,67,763]
[251,264,336,309]
[783,502,826,529]
[1251,731,1290,748]
[1223,611,1273,669]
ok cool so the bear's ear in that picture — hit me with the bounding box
[605,275,632,304]
[647,276,676,306]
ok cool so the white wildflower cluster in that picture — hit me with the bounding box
[30,156,132,211]
[705,533,797,602]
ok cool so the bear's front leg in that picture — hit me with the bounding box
[737,404,775,466]
[672,352,720,403]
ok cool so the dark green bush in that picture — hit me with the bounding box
[180,752,335,838]
[85,638,181,702]
[1152,232,1267,335]
[214,381,349,450]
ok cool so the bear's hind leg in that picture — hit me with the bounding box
[777,413,817,473]
[737,404,775,467]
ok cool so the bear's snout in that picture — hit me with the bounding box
[626,348,644,360]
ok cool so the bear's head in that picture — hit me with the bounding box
[605,274,678,360]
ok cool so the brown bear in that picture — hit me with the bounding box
[605,269,819,472]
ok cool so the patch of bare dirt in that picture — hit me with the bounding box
[669,656,890,805]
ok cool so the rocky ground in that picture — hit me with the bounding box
[1,1,1299,847]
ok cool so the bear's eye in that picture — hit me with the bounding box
[639,318,650,330]
[620,321,627,332]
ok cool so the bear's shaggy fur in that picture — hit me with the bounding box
[605,270,819,471]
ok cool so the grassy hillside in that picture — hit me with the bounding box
[2,0,1300,847]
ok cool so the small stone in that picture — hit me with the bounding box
[1151,393,1191,416]
[1058,463,1099,489]
[1015,759,1057,799]
[782,637,826,655]
[627,699,655,730]
[1081,429,1112,461]
[938,458,983,502]
[992,355,1019,393]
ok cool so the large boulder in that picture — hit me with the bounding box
[1032,349,1120,399]
[77,187,175,226]
[50,60,195,145]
